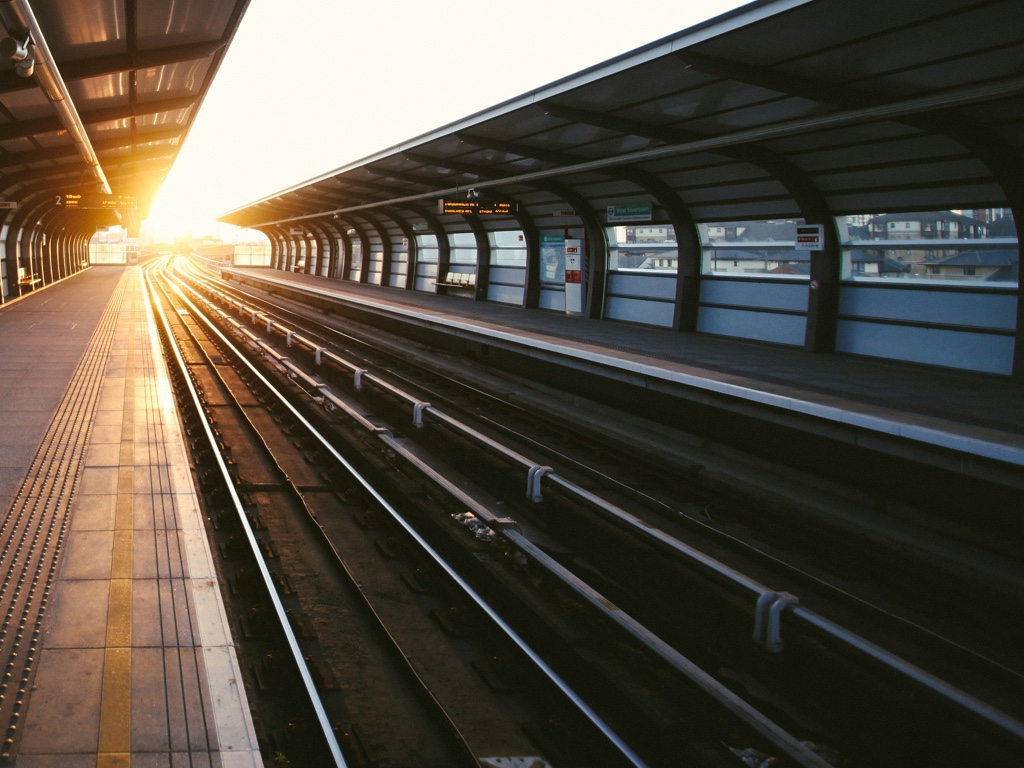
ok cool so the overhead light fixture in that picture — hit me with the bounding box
[0,35,28,61]
[15,53,33,77]
[1,34,32,76]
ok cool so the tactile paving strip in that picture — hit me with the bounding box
[0,275,127,761]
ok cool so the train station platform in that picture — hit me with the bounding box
[223,267,1024,475]
[0,267,261,767]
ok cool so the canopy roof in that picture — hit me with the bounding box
[0,0,251,230]
[219,0,1024,233]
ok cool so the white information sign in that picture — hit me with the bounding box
[795,224,824,250]
[564,239,583,315]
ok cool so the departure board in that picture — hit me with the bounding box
[438,198,518,215]
[58,193,137,210]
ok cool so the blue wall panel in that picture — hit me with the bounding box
[839,286,1017,329]
[836,320,1014,374]
[539,286,565,312]
[700,279,809,311]
[487,284,524,305]
[490,266,525,286]
[697,306,806,346]
[606,272,676,300]
[605,296,674,327]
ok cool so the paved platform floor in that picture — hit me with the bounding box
[0,268,260,767]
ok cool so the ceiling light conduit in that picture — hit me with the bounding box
[1,0,112,195]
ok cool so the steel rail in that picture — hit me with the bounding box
[179,259,1024,745]
[163,260,652,768]
[143,262,349,767]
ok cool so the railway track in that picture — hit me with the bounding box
[146,254,1024,767]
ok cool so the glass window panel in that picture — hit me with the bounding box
[490,230,525,247]
[697,219,807,278]
[838,210,1017,286]
[607,225,678,272]
[490,229,527,266]
[416,234,438,263]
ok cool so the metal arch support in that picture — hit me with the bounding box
[460,213,490,302]
[379,206,418,291]
[33,206,66,283]
[396,202,449,291]
[306,219,335,278]
[739,149,842,353]
[261,226,285,271]
[510,207,541,309]
[3,192,57,297]
[291,228,310,274]
[280,228,305,273]
[253,227,274,270]
[354,211,390,287]
[269,226,293,272]
[548,100,840,341]
[921,122,1024,381]
[608,166,702,333]
[345,220,371,284]
[334,219,355,281]
[314,216,349,280]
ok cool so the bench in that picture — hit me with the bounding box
[433,271,477,291]
[17,268,41,289]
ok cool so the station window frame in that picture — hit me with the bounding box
[697,219,809,280]
[606,224,679,274]
[415,233,438,263]
[488,229,527,267]
[836,211,1018,287]
[448,231,477,266]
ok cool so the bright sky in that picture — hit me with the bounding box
[142,0,748,242]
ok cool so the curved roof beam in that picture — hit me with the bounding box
[232,73,1024,230]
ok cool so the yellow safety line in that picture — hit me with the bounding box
[99,531,133,758]
[99,334,136,766]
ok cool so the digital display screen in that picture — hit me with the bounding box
[59,193,137,210]
[438,198,518,215]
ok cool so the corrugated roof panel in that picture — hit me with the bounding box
[136,0,239,49]
[136,60,213,102]
[553,58,715,113]
[692,0,972,69]
[29,131,71,149]
[32,0,126,59]
[89,117,132,139]
[0,87,55,121]
[828,182,1008,214]
[136,107,195,129]
[68,73,129,109]
[813,157,993,193]
[0,136,34,154]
